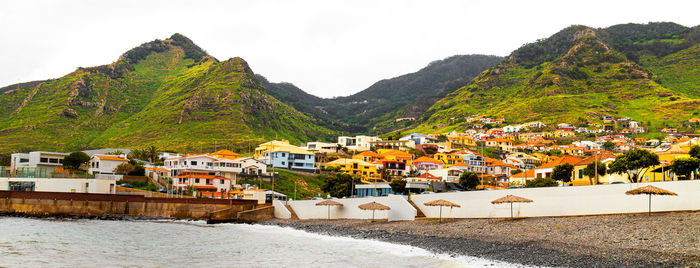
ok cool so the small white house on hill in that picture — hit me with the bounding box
[88,155,129,175]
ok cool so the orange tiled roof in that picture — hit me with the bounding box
[537,155,582,169]
[356,151,381,157]
[146,167,170,172]
[174,172,229,180]
[509,169,535,179]
[414,156,443,164]
[94,155,129,162]
[486,138,512,143]
[575,150,617,166]
[417,173,441,180]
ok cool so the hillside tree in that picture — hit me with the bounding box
[389,179,407,195]
[551,163,574,183]
[320,173,359,198]
[689,145,700,159]
[603,141,615,151]
[63,151,91,170]
[459,171,480,191]
[582,161,607,185]
[608,149,660,183]
[670,158,700,180]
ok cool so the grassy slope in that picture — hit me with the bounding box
[93,56,336,152]
[641,44,700,98]
[405,28,699,136]
[237,169,325,200]
[0,37,336,154]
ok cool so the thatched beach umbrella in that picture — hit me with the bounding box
[358,201,391,222]
[491,195,533,218]
[625,185,677,216]
[315,200,344,219]
[424,199,461,222]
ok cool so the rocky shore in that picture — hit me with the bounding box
[265,211,699,267]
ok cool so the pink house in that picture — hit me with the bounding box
[174,171,231,194]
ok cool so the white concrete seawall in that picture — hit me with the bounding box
[286,195,416,221]
[278,180,700,220]
[411,180,700,218]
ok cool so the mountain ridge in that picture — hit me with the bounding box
[403,22,700,136]
[0,34,335,154]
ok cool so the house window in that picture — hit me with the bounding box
[220,179,225,184]
[20,158,29,163]
[206,179,210,184]
[195,179,200,183]
[191,161,197,166]
[40,158,48,163]
[49,158,58,164]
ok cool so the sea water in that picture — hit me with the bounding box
[0,217,527,267]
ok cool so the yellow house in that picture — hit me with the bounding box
[377,149,413,167]
[485,138,515,153]
[531,152,553,163]
[518,133,531,141]
[325,158,379,183]
[553,130,575,138]
[254,140,295,159]
[433,153,465,167]
[571,151,620,185]
[352,151,382,163]
[448,135,477,147]
[210,149,243,160]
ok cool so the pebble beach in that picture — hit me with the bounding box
[266,211,699,267]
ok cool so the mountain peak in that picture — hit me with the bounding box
[167,33,210,62]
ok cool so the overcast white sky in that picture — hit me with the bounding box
[1,0,699,98]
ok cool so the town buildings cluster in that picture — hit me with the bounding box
[4,115,699,200]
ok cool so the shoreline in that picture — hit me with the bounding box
[3,212,696,267]
[0,212,169,222]
[264,212,699,267]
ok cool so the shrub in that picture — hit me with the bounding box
[525,177,558,188]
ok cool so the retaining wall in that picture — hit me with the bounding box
[0,191,264,221]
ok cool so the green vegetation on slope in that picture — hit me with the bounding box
[261,55,502,134]
[238,169,325,200]
[0,34,336,154]
[409,23,700,135]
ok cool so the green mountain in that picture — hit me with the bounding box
[408,22,700,135]
[261,54,502,134]
[0,34,335,154]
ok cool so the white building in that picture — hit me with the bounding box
[232,189,287,204]
[0,177,116,193]
[399,133,437,145]
[303,142,340,153]
[164,153,267,186]
[88,154,129,175]
[173,171,232,193]
[10,151,69,176]
[503,125,521,133]
[425,168,464,182]
[338,135,382,151]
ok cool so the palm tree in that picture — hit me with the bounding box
[146,145,158,163]
[376,167,390,183]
